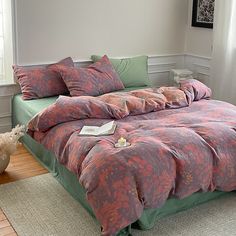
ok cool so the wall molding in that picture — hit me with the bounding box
[0,84,20,96]
[16,54,185,67]
[0,92,13,132]
[184,53,211,85]
[0,115,11,133]
[184,53,211,61]
[147,55,184,86]
[0,113,11,118]
[0,123,12,133]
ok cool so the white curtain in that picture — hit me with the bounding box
[0,0,4,80]
[0,0,13,83]
[211,0,236,105]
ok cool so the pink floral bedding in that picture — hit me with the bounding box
[27,80,236,235]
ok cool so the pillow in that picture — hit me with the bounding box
[91,55,151,88]
[180,79,212,104]
[54,55,124,97]
[13,57,74,100]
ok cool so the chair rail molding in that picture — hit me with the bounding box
[184,54,211,86]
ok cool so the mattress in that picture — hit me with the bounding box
[13,95,58,124]
[12,92,231,236]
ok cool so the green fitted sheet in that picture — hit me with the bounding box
[12,95,58,124]
[12,92,233,236]
[12,86,149,124]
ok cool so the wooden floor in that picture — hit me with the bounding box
[0,144,48,185]
[0,144,48,236]
[0,209,17,236]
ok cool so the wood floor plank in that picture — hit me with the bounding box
[0,213,6,221]
[0,220,10,229]
[0,226,15,236]
[0,210,17,236]
[0,144,48,185]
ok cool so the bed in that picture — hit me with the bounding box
[12,81,236,235]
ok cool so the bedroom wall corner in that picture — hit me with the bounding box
[184,0,213,85]
[184,0,213,58]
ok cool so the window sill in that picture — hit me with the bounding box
[0,81,20,96]
[0,80,16,87]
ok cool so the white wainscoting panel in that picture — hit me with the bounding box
[147,54,185,87]
[0,83,20,132]
[0,95,11,116]
[0,88,13,132]
[184,54,211,86]
[0,116,12,133]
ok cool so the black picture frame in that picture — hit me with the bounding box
[192,0,214,29]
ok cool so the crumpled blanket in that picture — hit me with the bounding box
[28,80,236,235]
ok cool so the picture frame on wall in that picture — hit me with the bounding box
[192,0,215,29]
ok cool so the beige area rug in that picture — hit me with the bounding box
[0,174,236,236]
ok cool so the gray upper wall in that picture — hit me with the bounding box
[14,0,188,64]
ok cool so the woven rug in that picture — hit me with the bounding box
[0,173,236,236]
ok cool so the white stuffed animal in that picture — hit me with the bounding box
[0,125,25,173]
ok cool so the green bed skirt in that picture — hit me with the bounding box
[19,134,231,235]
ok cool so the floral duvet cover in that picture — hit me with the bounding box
[27,80,236,235]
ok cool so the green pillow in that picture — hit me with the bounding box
[91,55,151,88]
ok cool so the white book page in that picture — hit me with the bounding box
[97,121,114,135]
[79,126,99,135]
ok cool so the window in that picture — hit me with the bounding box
[0,0,14,84]
[228,0,236,49]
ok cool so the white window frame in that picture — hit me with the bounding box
[228,0,236,50]
[0,0,14,85]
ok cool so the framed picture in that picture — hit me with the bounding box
[192,0,215,28]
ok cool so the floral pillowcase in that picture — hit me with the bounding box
[13,57,74,100]
[53,55,125,97]
[180,79,212,104]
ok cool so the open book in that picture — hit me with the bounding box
[79,121,116,136]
